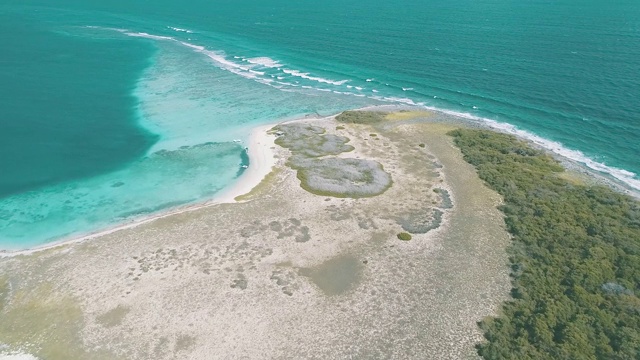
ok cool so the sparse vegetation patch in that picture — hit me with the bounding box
[296,158,392,198]
[336,111,386,124]
[273,123,354,157]
[274,121,392,198]
[396,208,444,234]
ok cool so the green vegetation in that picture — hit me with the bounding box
[449,129,640,359]
[397,232,412,241]
[419,143,426,148]
[336,110,386,124]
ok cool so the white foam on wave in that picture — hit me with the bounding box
[380,96,419,106]
[177,42,250,71]
[420,106,640,191]
[180,42,205,51]
[245,57,282,68]
[117,28,640,191]
[167,26,193,34]
[174,41,264,81]
[121,29,359,95]
[282,69,348,86]
[121,30,261,81]
[124,31,174,41]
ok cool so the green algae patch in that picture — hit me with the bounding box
[299,254,362,296]
[0,282,114,360]
[336,110,386,124]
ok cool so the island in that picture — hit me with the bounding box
[0,109,638,359]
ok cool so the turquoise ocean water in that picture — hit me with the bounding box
[1,0,639,249]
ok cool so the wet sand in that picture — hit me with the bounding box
[0,111,511,359]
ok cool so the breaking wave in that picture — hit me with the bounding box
[117,28,640,193]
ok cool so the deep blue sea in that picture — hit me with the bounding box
[1,0,639,249]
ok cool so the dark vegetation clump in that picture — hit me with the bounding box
[449,129,640,360]
[396,208,443,234]
[272,123,392,198]
[336,111,386,124]
[433,188,453,209]
[273,124,353,157]
[295,157,392,198]
[397,232,412,241]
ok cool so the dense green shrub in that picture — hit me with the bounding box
[449,129,640,360]
[336,111,385,124]
[397,232,412,241]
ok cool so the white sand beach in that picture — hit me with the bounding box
[0,123,279,258]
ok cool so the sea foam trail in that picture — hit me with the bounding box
[281,69,349,86]
[117,28,640,193]
[167,26,193,33]
[121,30,351,89]
[245,57,282,68]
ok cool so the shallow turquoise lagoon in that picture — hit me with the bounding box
[1,0,639,249]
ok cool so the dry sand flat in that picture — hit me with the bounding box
[0,111,511,359]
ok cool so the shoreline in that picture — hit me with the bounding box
[0,123,278,258]
[0,105,512,359]
[2,106,638,257]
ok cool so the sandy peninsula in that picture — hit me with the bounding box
[0,110,512,359]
